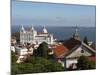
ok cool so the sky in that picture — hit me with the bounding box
[11,0,96,27]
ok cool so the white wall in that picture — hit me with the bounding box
[66,46,92,58]
[16,47,28,56]
[66,58,78,68]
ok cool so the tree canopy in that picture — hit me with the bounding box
[11,51,17,63]
[77,56,96,70]
[11,56,64,75]
[33,42,50,58]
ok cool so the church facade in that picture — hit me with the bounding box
[20,25,54,45]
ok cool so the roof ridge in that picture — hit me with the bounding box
[82,42,95,53]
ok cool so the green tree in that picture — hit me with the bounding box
[34,42,49,58]
[83,36,89,45]
[87,60,96,69]
[11,51,17,63]
[44,62,64,72]
[11,63,21,75]
[11,56,64,74]
[33,49,38,57]
[24,56,35,64]
[77,56,89,70]
[77,56,96,70]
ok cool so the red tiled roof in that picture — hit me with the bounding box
[54,38,81,58]
[88,56,96,61]
[63,38,81,50]
[54,44,69,58]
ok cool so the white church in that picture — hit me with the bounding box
[20,25,54,45]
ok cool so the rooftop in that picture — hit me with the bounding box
[54,44,69,58]
[63,38,81,50]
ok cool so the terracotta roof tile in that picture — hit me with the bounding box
[88,56,96,61]
[54,44,69,58]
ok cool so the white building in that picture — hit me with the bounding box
[54,27,96,69]
[15,46,28,56]
[20,25,54,45]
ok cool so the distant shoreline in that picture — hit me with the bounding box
[11,25,96,28]
[11,26,96,42]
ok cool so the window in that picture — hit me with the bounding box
[81,50,84,53]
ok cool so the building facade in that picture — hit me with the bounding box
[54,28,95,69]
[20,25,54,45]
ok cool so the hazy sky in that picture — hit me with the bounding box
[12,1,96,27]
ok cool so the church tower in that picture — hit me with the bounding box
[20,25,25,32]
[30,24,35,31]
[30,24,37,43]
[43,26,48,33]
[73,26,80,41]
[31,24,37,36]
[20,25,25,44]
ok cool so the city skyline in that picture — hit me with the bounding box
[12,1,96,27]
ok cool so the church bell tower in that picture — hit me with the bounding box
[73,26,80,41]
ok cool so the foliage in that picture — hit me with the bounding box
[24,56,35,64]
[33,42,49,58]
[83,36,89,45]
[87,60,96,69]
[11,51,17,63]
[77,56,96,70]
[11,56,64,75]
